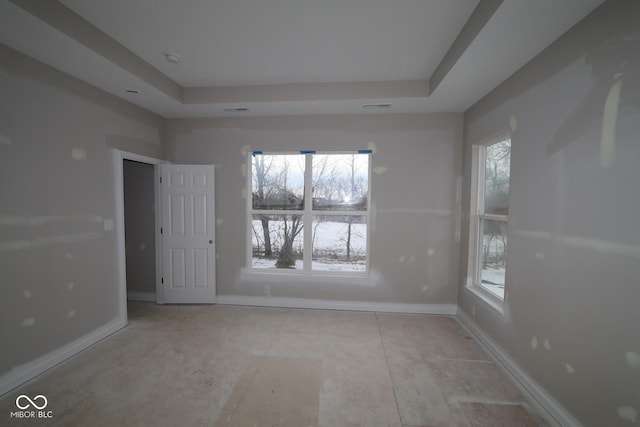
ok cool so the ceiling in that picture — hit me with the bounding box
[0,0,605,118]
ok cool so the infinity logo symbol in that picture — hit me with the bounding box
[15,394,48,410]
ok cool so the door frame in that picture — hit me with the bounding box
[113,150,165,321]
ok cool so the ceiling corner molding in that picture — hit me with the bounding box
[10,0,182,102]
[182,80,430,105]
[2,0,605,117]
[429,0,503,95]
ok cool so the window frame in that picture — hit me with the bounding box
[247,151,371,276]
[467,134,511,310]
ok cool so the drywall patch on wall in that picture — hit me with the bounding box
[543,338,551,350]
[513,230,640,258]
[139,242,146,251]
[617,406,638,423]
[510,115,518,132]
[625,352,640,368]
[23,290,32,299]
[67,310,75,318]
[564,363,575,374]
[22,318,35,327]
[400,255,413,263]
[373,166,386,174]
[67,282,75,291]
[216,218,223,226]
[71,147,87,160]
[240,144,252,158]
[241,149,250,200]
[106,135,164,159]
[0,215,103,226]
[64,252,74,261]
[560,235,640,258]
[0,232,103,251]
[0,134,13,145]
[600,77,622,168]
[377,208,452,216]
[366,141,378,153]
[530,336,538,350]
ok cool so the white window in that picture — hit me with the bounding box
[249,151,370,274]
[468,136,511,302]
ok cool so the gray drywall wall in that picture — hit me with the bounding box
[0,45,165,378]
[459,1,640,425]
[168,114,463,305]
[123,160,156,295]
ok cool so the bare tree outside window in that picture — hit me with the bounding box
[478,138,511,299]
[251,154,305,269]
[484,140,511,216]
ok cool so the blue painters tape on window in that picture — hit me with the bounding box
[300,150,316,154]
[252,151,263,156]
[357,149,373,154]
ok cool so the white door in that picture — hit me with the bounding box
[158,164,216,303]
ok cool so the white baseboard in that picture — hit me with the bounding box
[456,309,582,427]
[216,295,457,315]
[0,316,126,397]
[127,291,156,302]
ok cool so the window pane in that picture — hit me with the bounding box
[478,219,507,299]
[312,154,368,211]
[252,154,305,210]
[312,215,367,272]
[251,214,303,269]
[484,139,511,215]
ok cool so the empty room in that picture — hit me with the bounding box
[1,0,638,426]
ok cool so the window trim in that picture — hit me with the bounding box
[467,133,511,309]
[247,151,371,276]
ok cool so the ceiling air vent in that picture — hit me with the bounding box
[362,103,391,109]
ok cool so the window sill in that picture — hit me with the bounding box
[465,284,506,316]
[240,268,378,287]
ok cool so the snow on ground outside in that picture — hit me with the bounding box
[252,220,366,271]
[481,267,505,299]
[252,258,365,271]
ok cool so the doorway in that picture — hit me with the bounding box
[113,152,216,320]
[123,159,156,302]
[113,150,164,323]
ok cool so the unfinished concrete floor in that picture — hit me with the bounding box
[0,302,548,426]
